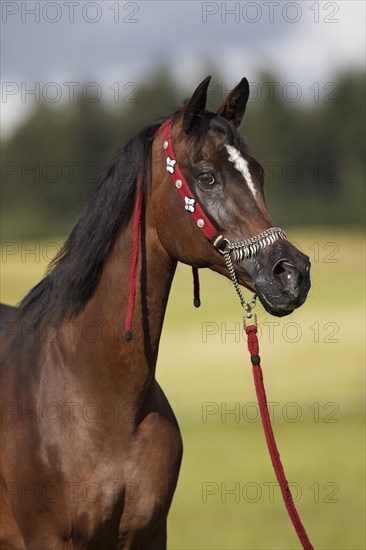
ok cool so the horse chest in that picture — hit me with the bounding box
[62,408,183,544]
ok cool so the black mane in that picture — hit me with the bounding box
[20,120,163,325]
[19,110,245,326]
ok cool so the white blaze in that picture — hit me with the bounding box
[225,145,257,199]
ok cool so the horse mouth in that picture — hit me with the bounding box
[255,286,296,317]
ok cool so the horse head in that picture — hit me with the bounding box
[152,76,311,316]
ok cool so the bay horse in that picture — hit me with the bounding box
[0,76,311,549]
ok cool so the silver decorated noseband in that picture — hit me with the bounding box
[223,227,288,262]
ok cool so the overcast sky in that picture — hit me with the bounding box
[1,0,365,136]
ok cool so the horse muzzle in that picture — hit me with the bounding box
[239,243,311,317]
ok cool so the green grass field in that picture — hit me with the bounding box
[1,229,365,549]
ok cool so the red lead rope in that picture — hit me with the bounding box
[245,324,314,550]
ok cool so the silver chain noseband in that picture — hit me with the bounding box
[221,227,288,316]
[225,227,287,262]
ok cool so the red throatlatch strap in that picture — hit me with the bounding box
[125,177,143,341]
[245,325,314,550]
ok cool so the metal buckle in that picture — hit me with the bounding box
[243,312,257,328]
[242,295,257,327]
[218,238,230,255]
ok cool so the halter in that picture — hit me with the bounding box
[125,117,288,336]
[159,118,288,314]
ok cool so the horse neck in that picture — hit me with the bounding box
[58,203,177,399]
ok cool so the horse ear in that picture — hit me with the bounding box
[182,76,211,133]
[216,78,250,128]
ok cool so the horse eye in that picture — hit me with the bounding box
[197,172,215,187]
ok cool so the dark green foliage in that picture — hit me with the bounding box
[1,69,364,239]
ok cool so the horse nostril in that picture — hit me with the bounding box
[272,259,301,294]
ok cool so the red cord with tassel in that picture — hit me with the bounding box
[125,177,143,341]
[124,180,202,340]
[245,323,314,550]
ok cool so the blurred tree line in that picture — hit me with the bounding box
[1,68,364,239]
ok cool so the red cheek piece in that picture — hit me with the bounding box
[158,118,228,311]
[126,119,213,340]
[159,119,218,242]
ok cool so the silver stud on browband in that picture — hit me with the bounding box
[163,140,168,150]
[197,219,205,228]
[175,179,182,189]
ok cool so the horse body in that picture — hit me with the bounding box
[1,77,310,548]
[1,215,182,548]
